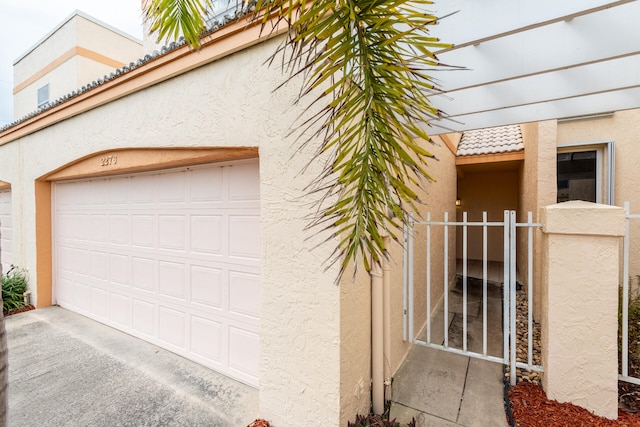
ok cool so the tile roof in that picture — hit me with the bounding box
[456,124,524,156]
[1,3,255,133]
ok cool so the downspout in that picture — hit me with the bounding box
[382,236,392,390]
[372,235,391,415]
[371,261,384,415]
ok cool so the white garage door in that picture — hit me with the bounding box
[54,160,261,386]
[0,189,12,273]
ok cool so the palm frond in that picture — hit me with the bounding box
[144,0,453,279]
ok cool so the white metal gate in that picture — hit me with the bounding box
[403,210,543,385]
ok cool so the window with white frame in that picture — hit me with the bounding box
[556,141,614,205]
[37,84,49,108]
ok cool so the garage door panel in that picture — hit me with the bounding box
[91,251,109,281]
[109,214,130,245]
[190,167,223,202]
[191,315,223,362]
[110,253,131,286]
[190,265,222,309]
[132,256,156,292]
[75,282,91,309]
[229,271,260,320]
[158,172,187,203]
[158,306,186,348]
[158,215,186,251]
[190,215,223,255]
[91,287,109,319]
[132,215,155,248]
[54,160,261,387]
[129,174,156,204]
[110,293,131,327]
[158,260,186,300]
[228,326,259,380]
[228,163,260,202]
[229,215,260,260]
[90,215,108,242]
[132,298,155,337]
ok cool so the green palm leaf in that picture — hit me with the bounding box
[145,0,453,279]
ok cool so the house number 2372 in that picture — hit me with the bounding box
[100,155,117,166]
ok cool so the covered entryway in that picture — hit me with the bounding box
[0,187,12,273]
[53,159,261,386]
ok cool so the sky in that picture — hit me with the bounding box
[0,0,144,127]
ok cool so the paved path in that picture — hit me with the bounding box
[6,307,258,427]
[390,281,509,427]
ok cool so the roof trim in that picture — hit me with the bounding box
[0,13,287,145]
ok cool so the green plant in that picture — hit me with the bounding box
[1,266,28,314]
[347,413,415,427]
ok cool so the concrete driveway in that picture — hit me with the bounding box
[5,307,259,426]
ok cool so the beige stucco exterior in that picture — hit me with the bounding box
[6,4,640,424]
[1,23,354,424]
[13,12,142,119]
[540,201,624,419]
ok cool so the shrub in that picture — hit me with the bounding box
[347,414,415,427]
[1,266,28,314]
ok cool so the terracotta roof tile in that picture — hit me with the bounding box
[457,125,524,156]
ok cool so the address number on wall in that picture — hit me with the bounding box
[100,155,117,166]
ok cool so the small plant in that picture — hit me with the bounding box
[347,414,415,427]
[1,266,29,314]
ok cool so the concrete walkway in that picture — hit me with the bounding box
[5,307,258,427]
[390,280,509,427]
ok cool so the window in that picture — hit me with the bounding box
[37,84,49,108]
[556,141,614,205]
[205,0,239,23]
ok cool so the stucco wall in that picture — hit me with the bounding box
[13,13,142,119]
[456,169,519,261]
[339,260,372,425]
[75,15,142,62]
[557,109,640,285]
[388,136,457,376]
[518,121,557,320]
[0,36,347,426]
[13,59,79,119]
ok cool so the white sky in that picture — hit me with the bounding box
[0,0,144,126]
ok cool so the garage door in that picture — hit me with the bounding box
[53,160,260,386]
[0,189,12,273]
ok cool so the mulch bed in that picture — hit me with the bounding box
[509,382,640,426]
[3,305,35,317]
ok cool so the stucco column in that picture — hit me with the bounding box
[539,201,624,419]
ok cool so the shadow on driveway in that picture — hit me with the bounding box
[6,307,258,427]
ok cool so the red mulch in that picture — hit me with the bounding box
[510,382,640,426]
[247,420,272,427]
[3,305,35,317]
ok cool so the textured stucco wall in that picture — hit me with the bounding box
[75,15,142,62]
[456,169,519,261]
[557,109,640,285]
[339,261,372,425]
[388,136,457,376]
[13,17,78,83]
[13,14,141,119]
[540,201,624,419]
[13,59,79,119]
[518,120,557,320]
[0,37,347,426]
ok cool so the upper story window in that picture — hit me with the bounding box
[556,141,615,205]
[37,84,49,108]
[206,0,240,24]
